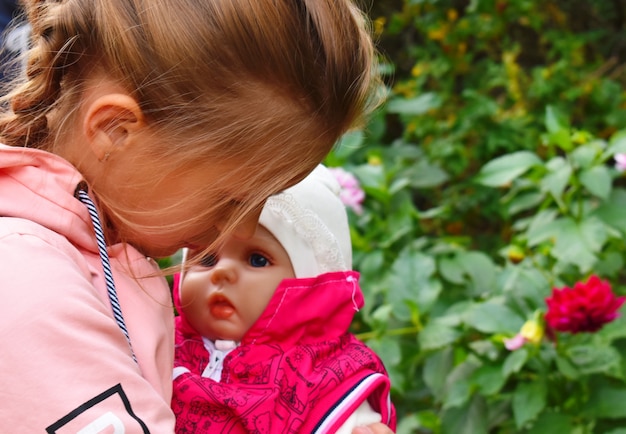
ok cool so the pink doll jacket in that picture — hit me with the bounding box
[172,270,396,433]
[0,144,176,431]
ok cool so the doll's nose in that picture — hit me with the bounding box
[210,264,237,284]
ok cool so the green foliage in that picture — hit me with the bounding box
[326,0,626,432]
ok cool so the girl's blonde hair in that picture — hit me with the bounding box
[0,0,380,254]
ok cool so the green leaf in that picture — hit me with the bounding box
[383,194,415,247]
[387,249,441,321]
[594,188,626,234]
[566,345,621,375]
[455,251,497,296]
[441,358,479,410]
[500,265,551,307]
[582,381,626,419]
[464,302,524,334]
[598,305,626,341]
[606,134,626,156]
[439,256,466,285]
[437,252,498,294]
[476,151,542,187]
[443,380,472,409]
[396,411,441,433]
[525,210,559,247]
[578,216,609,253]
[540,157,572,205]
[545,106,572,151]
[436,301,473,328]
[545,105,567,134]
[549,217,606,273]
[414,411,440,431]
[386,92,442,115]
[579,165,612,200]
[423,348,454,401]
[503,347,529,377]
[365,338,405,392]
[354,250,384,293]
[441,394,488,434]
[471,364,505,396]
[419,322,461,351]
[507,191,545,215]
[594,251,625,277]
[555,355,580,380]
[513,380,547,428]
[406,160,449,188]
[528,410,575,434]
[570,143,601,169]
[332,130,364,159]
[353,164,386,190]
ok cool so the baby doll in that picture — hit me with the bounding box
[172,165,396,433]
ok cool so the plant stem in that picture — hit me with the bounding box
[356,326,420,341]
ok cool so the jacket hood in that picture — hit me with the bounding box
[0,144,97,253]
[174,270,364,346]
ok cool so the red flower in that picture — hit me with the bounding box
[545,275,625,334]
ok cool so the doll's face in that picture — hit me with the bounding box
[180,225,295,342]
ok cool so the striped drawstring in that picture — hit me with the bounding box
[75,184,137,363]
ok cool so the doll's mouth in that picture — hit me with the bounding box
[208,294,235,319]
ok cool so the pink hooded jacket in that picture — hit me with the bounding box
[172,271,396,433]
[0,144,176,432]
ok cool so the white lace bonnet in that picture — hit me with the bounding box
[259,164,352,278]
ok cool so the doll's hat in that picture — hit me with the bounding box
[259,164,352,278]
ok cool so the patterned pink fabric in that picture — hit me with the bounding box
[172,271,396,433]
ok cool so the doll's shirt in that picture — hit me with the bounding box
[172,271,396,433]
[171,337,381,432]
[173,338,237,382]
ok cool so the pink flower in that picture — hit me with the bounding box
[504,333,526,351]
[615,154,626,172]
[504,317,544,351]
[328,167,365,214]
[545,275,625,334]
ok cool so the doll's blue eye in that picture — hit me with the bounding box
[200,254,217,267]
[249,253,269,267]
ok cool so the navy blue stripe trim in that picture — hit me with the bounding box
[311,375,372,433]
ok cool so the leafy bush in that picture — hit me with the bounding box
[323,0,626,432]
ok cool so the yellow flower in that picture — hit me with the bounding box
[428,26,447,41]
[411,63,425,78]
[503,49,523,102]
[520,319,544,344]
[507,245,525,264]
[571,130,592,145]
[457,42,467,56]
[373,17,386,37]
[368,155,382,166]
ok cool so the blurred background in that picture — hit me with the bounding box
[323,1,626,433]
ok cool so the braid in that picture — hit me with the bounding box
[0,0,82,148]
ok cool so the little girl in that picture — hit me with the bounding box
[0,0,391,432]
[173,165,397,433]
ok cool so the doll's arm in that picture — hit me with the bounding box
[335,400,382,434]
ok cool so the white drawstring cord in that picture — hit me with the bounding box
[75,184,137,363]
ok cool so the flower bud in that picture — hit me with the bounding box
[520,319,543,344]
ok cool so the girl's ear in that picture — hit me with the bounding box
[83,94,145,161]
